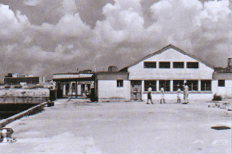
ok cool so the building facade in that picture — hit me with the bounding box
[94,71,130,102]
[52,70,94,98]
[95,45,232,102]
[213,58,232,98]
[121,44,215,101]
[52,45,232,102]
[4,73,45,85]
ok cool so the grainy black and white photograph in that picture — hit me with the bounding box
[0,0,231,153]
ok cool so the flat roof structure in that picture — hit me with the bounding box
[53,72,94,82]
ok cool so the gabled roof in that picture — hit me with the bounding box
[119,44,213,71]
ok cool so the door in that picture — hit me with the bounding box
[131,80,142,100]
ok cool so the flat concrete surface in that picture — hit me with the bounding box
[1,99,231,154]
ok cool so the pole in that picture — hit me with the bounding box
[75,81,77,98]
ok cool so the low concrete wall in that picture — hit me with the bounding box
[0,102,48,128]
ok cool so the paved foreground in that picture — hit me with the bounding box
[1,99,231,154]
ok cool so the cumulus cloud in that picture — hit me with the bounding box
[146,0,232,64]
[0,4,30,43]
[93,0,144,43]
[54,13,91,38]
[62,0,77,14]
[23,0,42,6]
[201,0,231,22]
[0,0,231,80]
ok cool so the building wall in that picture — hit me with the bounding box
[97,80,130,101]
[213,73,232,98]
[213,80,232,98]
[128,48,213,80]
[4,77,41,85]
[128,48,215,101]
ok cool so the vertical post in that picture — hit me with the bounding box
[170,80,173,92]
[63,84,66,96]
[71,82,73,98]
[76,81,78,97]
[75,81,77,98]
[157,80,159,91]
[141,80,144,101]
[198,80,201,92]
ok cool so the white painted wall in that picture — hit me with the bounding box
[98,80,130,101]
[214,80,232,98]
[128,48,214,80]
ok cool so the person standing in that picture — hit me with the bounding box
[160,87,165,104]
[183,83,189,104]
[177,88,181,103]
[147,84,153,104]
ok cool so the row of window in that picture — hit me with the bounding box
[144,61,199,69]
[144,80,211,92]
[117,80,226,89]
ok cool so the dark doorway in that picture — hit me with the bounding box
[131,80,142,100]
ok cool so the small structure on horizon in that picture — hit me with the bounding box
[4,73,45,86]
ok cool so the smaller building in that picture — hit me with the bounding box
[94,70,130,102]
[52,70,94,98]
[213,58,232,98]
[4,73,45,85]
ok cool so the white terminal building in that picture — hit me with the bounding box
[53,44,232,102]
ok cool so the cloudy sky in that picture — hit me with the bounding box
[0,0,231,80]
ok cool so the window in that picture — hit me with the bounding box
[72,83,76,91]
[186,80,198,91]
[201,80,211,91]
[159,80,170,91]
[144,62,156,68]
[117,80,123,87]
[159,62,170,68]
[81,84,85,92]
[173,80,184,91]
[87,84,91,91]
[173,62,184,68]
[187,62,199,68]
[218,80,225,87]
[144,80,156,91]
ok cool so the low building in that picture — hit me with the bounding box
[4,73,45,85]
[52,70,94,98]
[213,58,232,98]
[94,70,130,102]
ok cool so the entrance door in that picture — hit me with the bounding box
[131,80,142,100]
[57,82,63,98]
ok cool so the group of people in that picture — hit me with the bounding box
[146,83,189,104]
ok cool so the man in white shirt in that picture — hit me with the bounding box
[183,83,189,104]
[160,87,166,104]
